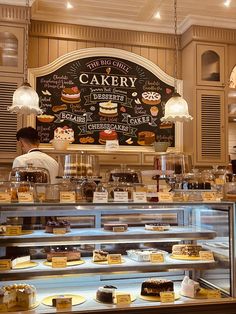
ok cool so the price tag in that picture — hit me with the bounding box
[199,251,214,261]
[60,191,76,203]
[0,192,11,203]
[206,290,221,299]
[53,228,67,235]
[113,226,125,232]
[17,192,34,203]
[105,139,119,151]
[150,253,164,263]
[93,192,108,203]
[0,259,12,270]
[56,297,72,311]
[133,192,147,203]
[215,178,224,185]
[116,293,131,305]
[52,257,67,268]
[108,254,122,264]
[5,225,22,236]
[158,192,173,202]
[0,304,8,312]
[202,192,217,202]
[114,191,128,202]
[160,291,175,303]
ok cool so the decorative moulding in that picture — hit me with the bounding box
[0,4,28,24]
[28,47,183,152]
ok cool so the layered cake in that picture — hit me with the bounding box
[145,223,170,231]
[141,279,174,296]
[64,163,93,177]
[138,131,155,145]
[127,249,166,262]
[99,130,118,144]
[181,276,201,298]
[47,247,81,262]
[96,285,117,303]
[45,220,70,233]
[142,91,161,105]
[93,250,108,262]
[0,284,36,310]
[0,255,30,268]
[52,295,68,307]
[172,244,202,257]
[54,126,74,142]
[104,223,128,232]
[160,121,173,129]
[61,86,80,103]
[99,101,118,117]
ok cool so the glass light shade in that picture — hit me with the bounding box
[8,82,42,115]
[161,92,193,122]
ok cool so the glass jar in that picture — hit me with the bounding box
[81,178,97,202]
[35,183,60,203]
[107,166,141,184]
[10,181,35,202]
[10,163,50,183]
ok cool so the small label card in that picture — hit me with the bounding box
[108,254,122,264]
[0,304,8,312]
[113,226,125,232]
[150,253,164,263]
[202,192,217,202]
[17,192,34,203]
[93,192,108,203]
[199,251,214,261]
[215,178,225,185]
[52,257,67,268]
[53,228,67,235]
[60,191,76,203]
[114,191,128,202]
[158,192,173,202]
[56,297,72,311]
[133,192,147,203]
[206,290,221,299]
[0,192,11,203]
[6,225,22,236]
[116,293,131,305]
[160,291,175,303]
[105,139,119,151]
[0,259,12,271]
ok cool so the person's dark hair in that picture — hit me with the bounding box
[16,127,40,144]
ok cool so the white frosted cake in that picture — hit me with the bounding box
[0,284,36,310]
[93,250,108,262]
[181,276,200,298]
[127,249,167,262]
[145,223,170,231]
[99,101,118,117]
[11,255,30,268]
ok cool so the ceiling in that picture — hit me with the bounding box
[2,0,236,34]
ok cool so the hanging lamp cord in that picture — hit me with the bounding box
[24,0,30,83]
[174,0,178,93]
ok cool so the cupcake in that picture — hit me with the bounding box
[150,106,158,116]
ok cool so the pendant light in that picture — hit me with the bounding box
[8,0,42,115]
[161,0,192,123]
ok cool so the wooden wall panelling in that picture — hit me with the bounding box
[140,46,149,60]
[131,46,141,55]
[48,38,58,63]
[77,40,87,49]
[28,36,39,68]
[122,45,132,52]
[67,40,77,53]
[38,37,49,67]
[148,47,158,65]
[157,49,166,73]
[86,41,96,48]
[58,39,68,57]
[228,44,236,76]
[165,49,175,78]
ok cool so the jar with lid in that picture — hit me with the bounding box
[81,178,97,202]
[10,163,50,183]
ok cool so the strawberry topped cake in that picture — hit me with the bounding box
[54,126,75,143]
[99,130,118,144]
[61,86,80,103]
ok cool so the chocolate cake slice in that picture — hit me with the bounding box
[141,279,174,296]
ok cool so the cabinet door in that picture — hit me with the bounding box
[197,44,225,87]
[196,89,227,165]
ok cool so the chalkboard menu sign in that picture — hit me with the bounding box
[36,55,175,146]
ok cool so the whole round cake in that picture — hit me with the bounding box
[104,223,128,232]
[172,244,202,257]
[138,131,155,145]
[141,278,174,296]
[96,285,117,303]
[99,130,117,144]
[45,220,70,233]
[61,86,80,103]
[99,101,118,117]
[145,223,170,231]
[142,91,161,105]
[54,126,74,143]
[47,246,80,262]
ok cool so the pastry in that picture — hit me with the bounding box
[141,278,174,296]
[142,91,161,105]
[172,244,202,257]
[52,295,68,307]
[47,247,81,262]
[52,104,67,112]
[0,255,30,268]
[181,276,201,298]
[126,249,166,262]
[93,250,108,262]
[45,220,70,233]
[61,86,80,103]
[104,223,128,232]
[37,115,55,123]
[0,284,36,310]
[138,131,155,145]
[159,122,173,129]
[145,223,170,231]
[99,101,118,117]
[99,130,118,144]
[150,106,159,116]
[96,285,117,303]
[54,126,74,142]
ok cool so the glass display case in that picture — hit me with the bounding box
[0,201,235,313]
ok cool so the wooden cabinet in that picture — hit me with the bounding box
[196,44,225,87]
